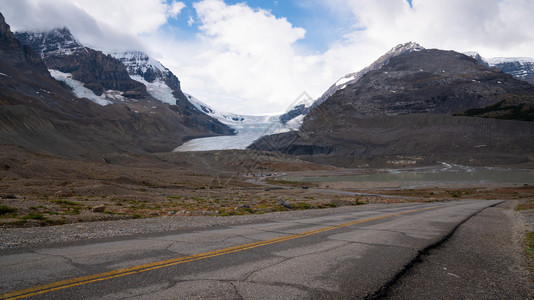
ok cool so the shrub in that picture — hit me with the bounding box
[0,205,16,215]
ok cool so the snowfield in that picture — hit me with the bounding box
[49,69,114,105]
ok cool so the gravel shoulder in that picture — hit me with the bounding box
[0,203,416,250]
[381,200,534,299]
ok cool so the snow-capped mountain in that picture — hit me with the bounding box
[316,42,425,108]
[465,52,534,84]
[15,28,147,102]
[277,42,426,123]
[110,50,177,105]
[14,27,87,57]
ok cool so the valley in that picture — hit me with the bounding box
[0,7,533,298]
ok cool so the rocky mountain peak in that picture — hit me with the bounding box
[109,50,170,84]
[385,41,424,57]
[15,27,86,58]
[15,28,147,99]
[309,42,427,112]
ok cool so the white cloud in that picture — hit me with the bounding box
[0,0,185,51]
[166,1,186,19]
[322,0,534,57]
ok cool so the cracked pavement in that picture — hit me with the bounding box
[0,200,503,299]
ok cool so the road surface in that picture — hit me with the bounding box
[1,200,502,299]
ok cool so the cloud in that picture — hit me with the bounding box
[154,0,321,114]
[0,0,185,51]
[166,1,186,19]
[322,0,534,57]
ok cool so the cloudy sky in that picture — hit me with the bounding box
[1,0,533,115]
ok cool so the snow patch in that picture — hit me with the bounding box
[131,75,175,105]
[335,75,356,87]
[49,69,112,105]
[486,57,534,66]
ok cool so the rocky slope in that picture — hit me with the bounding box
[250,44,534,167]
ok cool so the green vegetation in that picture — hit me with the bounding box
[0,205,16,215]
[516,200,534,211]
[458,100,534,121]
[52,199,81,206]
[526,231,534,273]
[22,213,46,221]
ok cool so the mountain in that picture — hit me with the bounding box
[250,43,534,167]
[277,42,425,124]
[466,52,534,85]
[108,50,234,135]
[1,16,232,156]
[15,28,147,100]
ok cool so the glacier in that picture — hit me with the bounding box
[174,94,300,152]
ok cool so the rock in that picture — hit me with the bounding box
[167,211,176,215]
[92,205,105,213]
[278,199,293,209]
[55,191,73,198]
[149,212,160,216]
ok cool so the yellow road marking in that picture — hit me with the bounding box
[1,206,436,299]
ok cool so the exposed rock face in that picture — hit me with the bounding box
[250,44,534,167]
[15,29,147,98]
[0,14,48,73]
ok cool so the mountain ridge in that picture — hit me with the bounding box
[250,44,534,167]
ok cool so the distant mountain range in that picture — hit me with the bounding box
[465,52,534,85]
[251,43,534,167]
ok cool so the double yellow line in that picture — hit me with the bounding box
[1,206,436,299]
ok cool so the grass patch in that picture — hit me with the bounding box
[0,205,16,215]
[516,201,534,211]
[22,213,46,221]
[526,231,534,272]
[293,202,313,210]
[52,200,81,206]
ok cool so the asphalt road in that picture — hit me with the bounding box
[1,200,502,299]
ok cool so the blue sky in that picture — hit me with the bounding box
[0,0,533,115]
[162,0,360,54]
